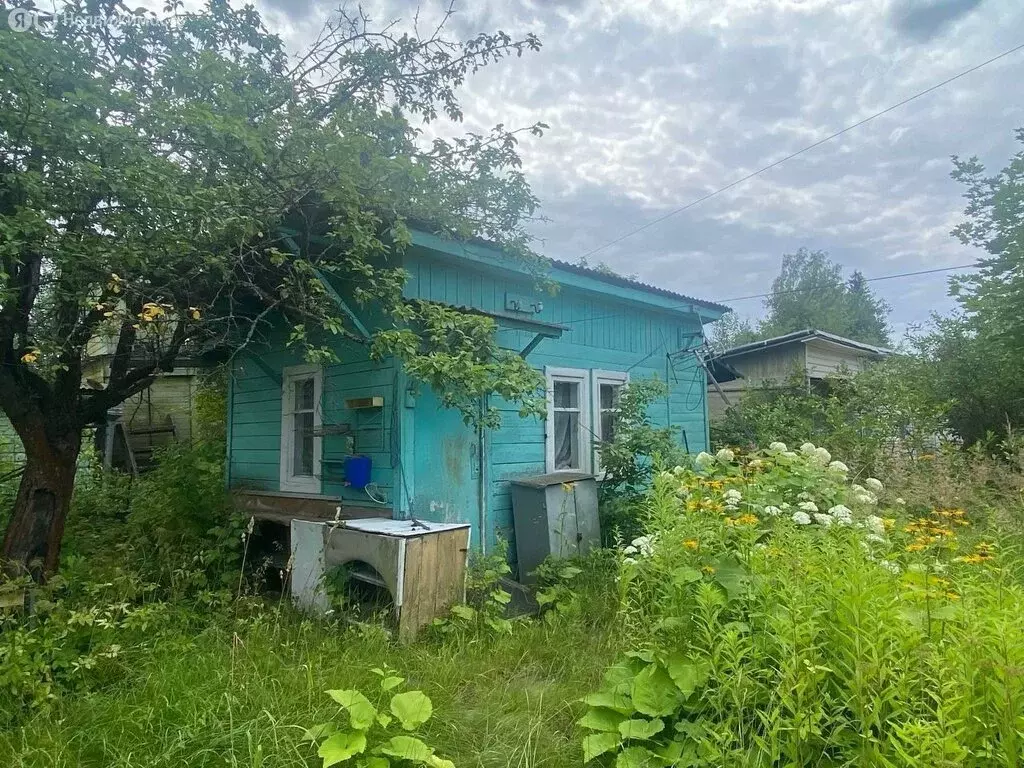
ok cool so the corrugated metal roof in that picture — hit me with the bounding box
[550,258,731,315]
[716,329,894,360]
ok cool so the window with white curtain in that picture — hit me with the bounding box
[545,367,591,473]
[280,364,322,493]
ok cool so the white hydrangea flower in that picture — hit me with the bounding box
[828,505,853,525]
[866,533,887,544]
[791,511,812,525]
[880,560,901,575]
[779,502,791,510]
[895,497,906,506]
[768,441,788,453]
[748,458,764,470]
[865,477,884,493]
[657,470,674,482]
[812,446,832,465]
[672,465,686,476]
[694,451,714,468]
[851,483,867,494]
[797,501,818,513]
[854,492,878,507]
[723,488,742,503]
[813,513,835,527]
[623,545,638,555]
[630,535,656,557]
[716,447,735,463]
[797,491,813,501]
[763,505,783,517]
[800,442,817,455]
[828,460,849,474]
[865,514,886,537]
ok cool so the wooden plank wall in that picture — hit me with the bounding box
[404,249,712,553]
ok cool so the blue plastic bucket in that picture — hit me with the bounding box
[344,455,372,490]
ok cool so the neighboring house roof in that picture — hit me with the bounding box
[714,329,894,361]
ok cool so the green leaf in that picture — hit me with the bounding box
[666,654,710,697]
[376,735,434,762]
[359,759,390,768]
[376,713,393,728]
[615,746,663,768]
[583,685,633,715]
[583,732,622,763]
[381,676,405,692]
[326,690,378,731]
[631,664,682,717]
[450,604,476,621]
[672,567,703,586]
[578,707,626,732]
[711,555,751,601]
[618,718,664,741]
[426,756,455,768]
[318,731,367,767]
[304,722,338,742]
[390,690,433,730]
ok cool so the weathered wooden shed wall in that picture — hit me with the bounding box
[803,339,876,378]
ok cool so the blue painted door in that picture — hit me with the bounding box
[411,388,481,532]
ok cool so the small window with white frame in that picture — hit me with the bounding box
[280,364,323,494]
[592,370,628,474]
[545,367,591,473]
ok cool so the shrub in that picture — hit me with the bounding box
[583,442,1024,766]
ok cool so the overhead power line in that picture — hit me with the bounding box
[553,261,978,326]
[578,41,1024,261]
[717,263,977,303]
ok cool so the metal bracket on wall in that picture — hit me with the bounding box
[519,332,547,358]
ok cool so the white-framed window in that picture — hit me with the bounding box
[545,367,591,473]
[591,370,629,474]
[280,364,323,494]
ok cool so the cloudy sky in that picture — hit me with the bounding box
[187,0,1024,335]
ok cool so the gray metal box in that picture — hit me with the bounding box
[510,472,599,582]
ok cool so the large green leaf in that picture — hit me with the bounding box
[583,732,622,763]
[376,736,434,763]
[630,664,681,717]
[618,718,665,740]
[615,746,663,768]
[711,555,751,601]
[318,731,367,767]
[666,654,710,697]
[390,690,434,730]
[578,707,626,733]
[304,722,338,742]
[583,683,633,714]
[326,690,378,731]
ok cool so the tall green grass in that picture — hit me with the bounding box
[0,592,620,767]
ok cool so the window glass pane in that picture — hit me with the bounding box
[600,383,619,410]
[295,377,314,411]
[600,411,615,443]
[293,411,314,476]
[553,410,579,469]
[553,380,578,409]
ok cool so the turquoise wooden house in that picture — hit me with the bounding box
[227,229,728,556]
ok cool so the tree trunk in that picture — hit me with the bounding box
[2,427,81,581]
